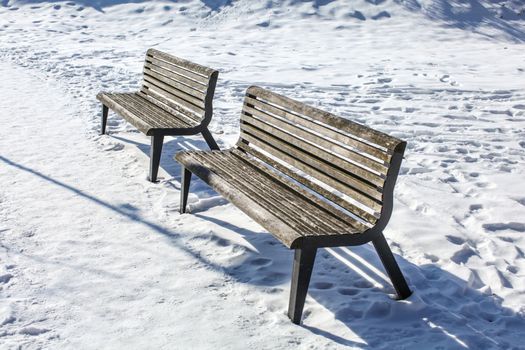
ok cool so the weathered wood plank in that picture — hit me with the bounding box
[190,151,355,235]
[213,151,354,233]
[229,150,370,231]
[239,130,383,212]
[136,92,201,124]
[244,97,391,164]
[141,83,205,116]
[241,110,386,186]
[143,67,206,100]
[241,123,383,205]
[233,145,379,224]
[246,86,401,150]
[147,48,214,78]
[142,76,206,109]
[175,152,305,248]
[144,61,207,92]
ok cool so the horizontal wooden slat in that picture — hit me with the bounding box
[206,152,350,235]
[230,150,370,231]
[241,122,383,203]
[175,151,305,248]
[244,97,391,165]
[147,48,214,78]
[233,146,378,224]
[146,55,210,86]
[144,61,207,92]
[96,93,193,133]
[242,106,387,180]
[144,67,206,100]
[141,82,205,116]
[241,114,384,195]
[143,75,205,109]
[240,127,383,212]
[215,151,357,233]
[137,91,202,124]
[247,86,400,150]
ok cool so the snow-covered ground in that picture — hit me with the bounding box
[1,0,524,349]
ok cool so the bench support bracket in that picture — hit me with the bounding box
[373,232,412,300]
[202,128,220,150]
[288,246,317,324]
[148,135,164,182]
[180,167,192,214]
[101,104,108,135]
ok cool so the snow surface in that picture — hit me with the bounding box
[1,0,525,349]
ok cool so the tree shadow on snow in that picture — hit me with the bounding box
[395,0,525,42]
[2,0,233,12]
[193,214,525,349]
[2,154,524,349]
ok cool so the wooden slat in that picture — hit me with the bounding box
[230,150,370,231]
[101,93,191,130]
[247,86,400,150]
[214,152,355,233]
[192,151,355,236]
[233,146,378,224]
[147,48,214,78]
[241,123,383,203]
[144,67,206,100]
[244,97,391,164]
[241,109,386,185]
[143,75,205,109]
[144,62,207,92]
[145,55,210,85]
[189,152,329,235]
[116,93,192,128]
[137,91,201,125]
[240,128,383,212]
[141,82,205,116]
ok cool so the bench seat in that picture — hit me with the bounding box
[97,92,200,135]
[177,149,371,248]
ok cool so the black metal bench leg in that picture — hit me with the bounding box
[288,246,317,325]
[148,135,164,182]
[179,167,192,214]
[372,232,412,300]
[201,128,220,150]
[101,104,108,135]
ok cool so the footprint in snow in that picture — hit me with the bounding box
[312,282,334,290]
[483,222,525,232]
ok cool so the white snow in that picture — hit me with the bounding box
[1,0,525,349]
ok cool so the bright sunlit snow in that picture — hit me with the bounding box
[1,0,524,349]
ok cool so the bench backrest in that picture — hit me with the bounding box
[237,86,406,229]
[139,49,218,125]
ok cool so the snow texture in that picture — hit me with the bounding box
[0,0,524,349]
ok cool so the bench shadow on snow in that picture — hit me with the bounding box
[2,150,524,349]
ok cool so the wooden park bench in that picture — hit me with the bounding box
[175,86,412,324]
[97,49,220,182]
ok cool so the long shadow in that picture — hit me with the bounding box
[194,214,525,349]
[395,0,525,42]
[2,0,233,12]
[3,155,524,348]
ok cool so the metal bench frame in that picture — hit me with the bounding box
[176,86,412,324]
[97,49,220,182]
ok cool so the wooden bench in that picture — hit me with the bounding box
[97,49,220,182]
[175,86,412,324]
